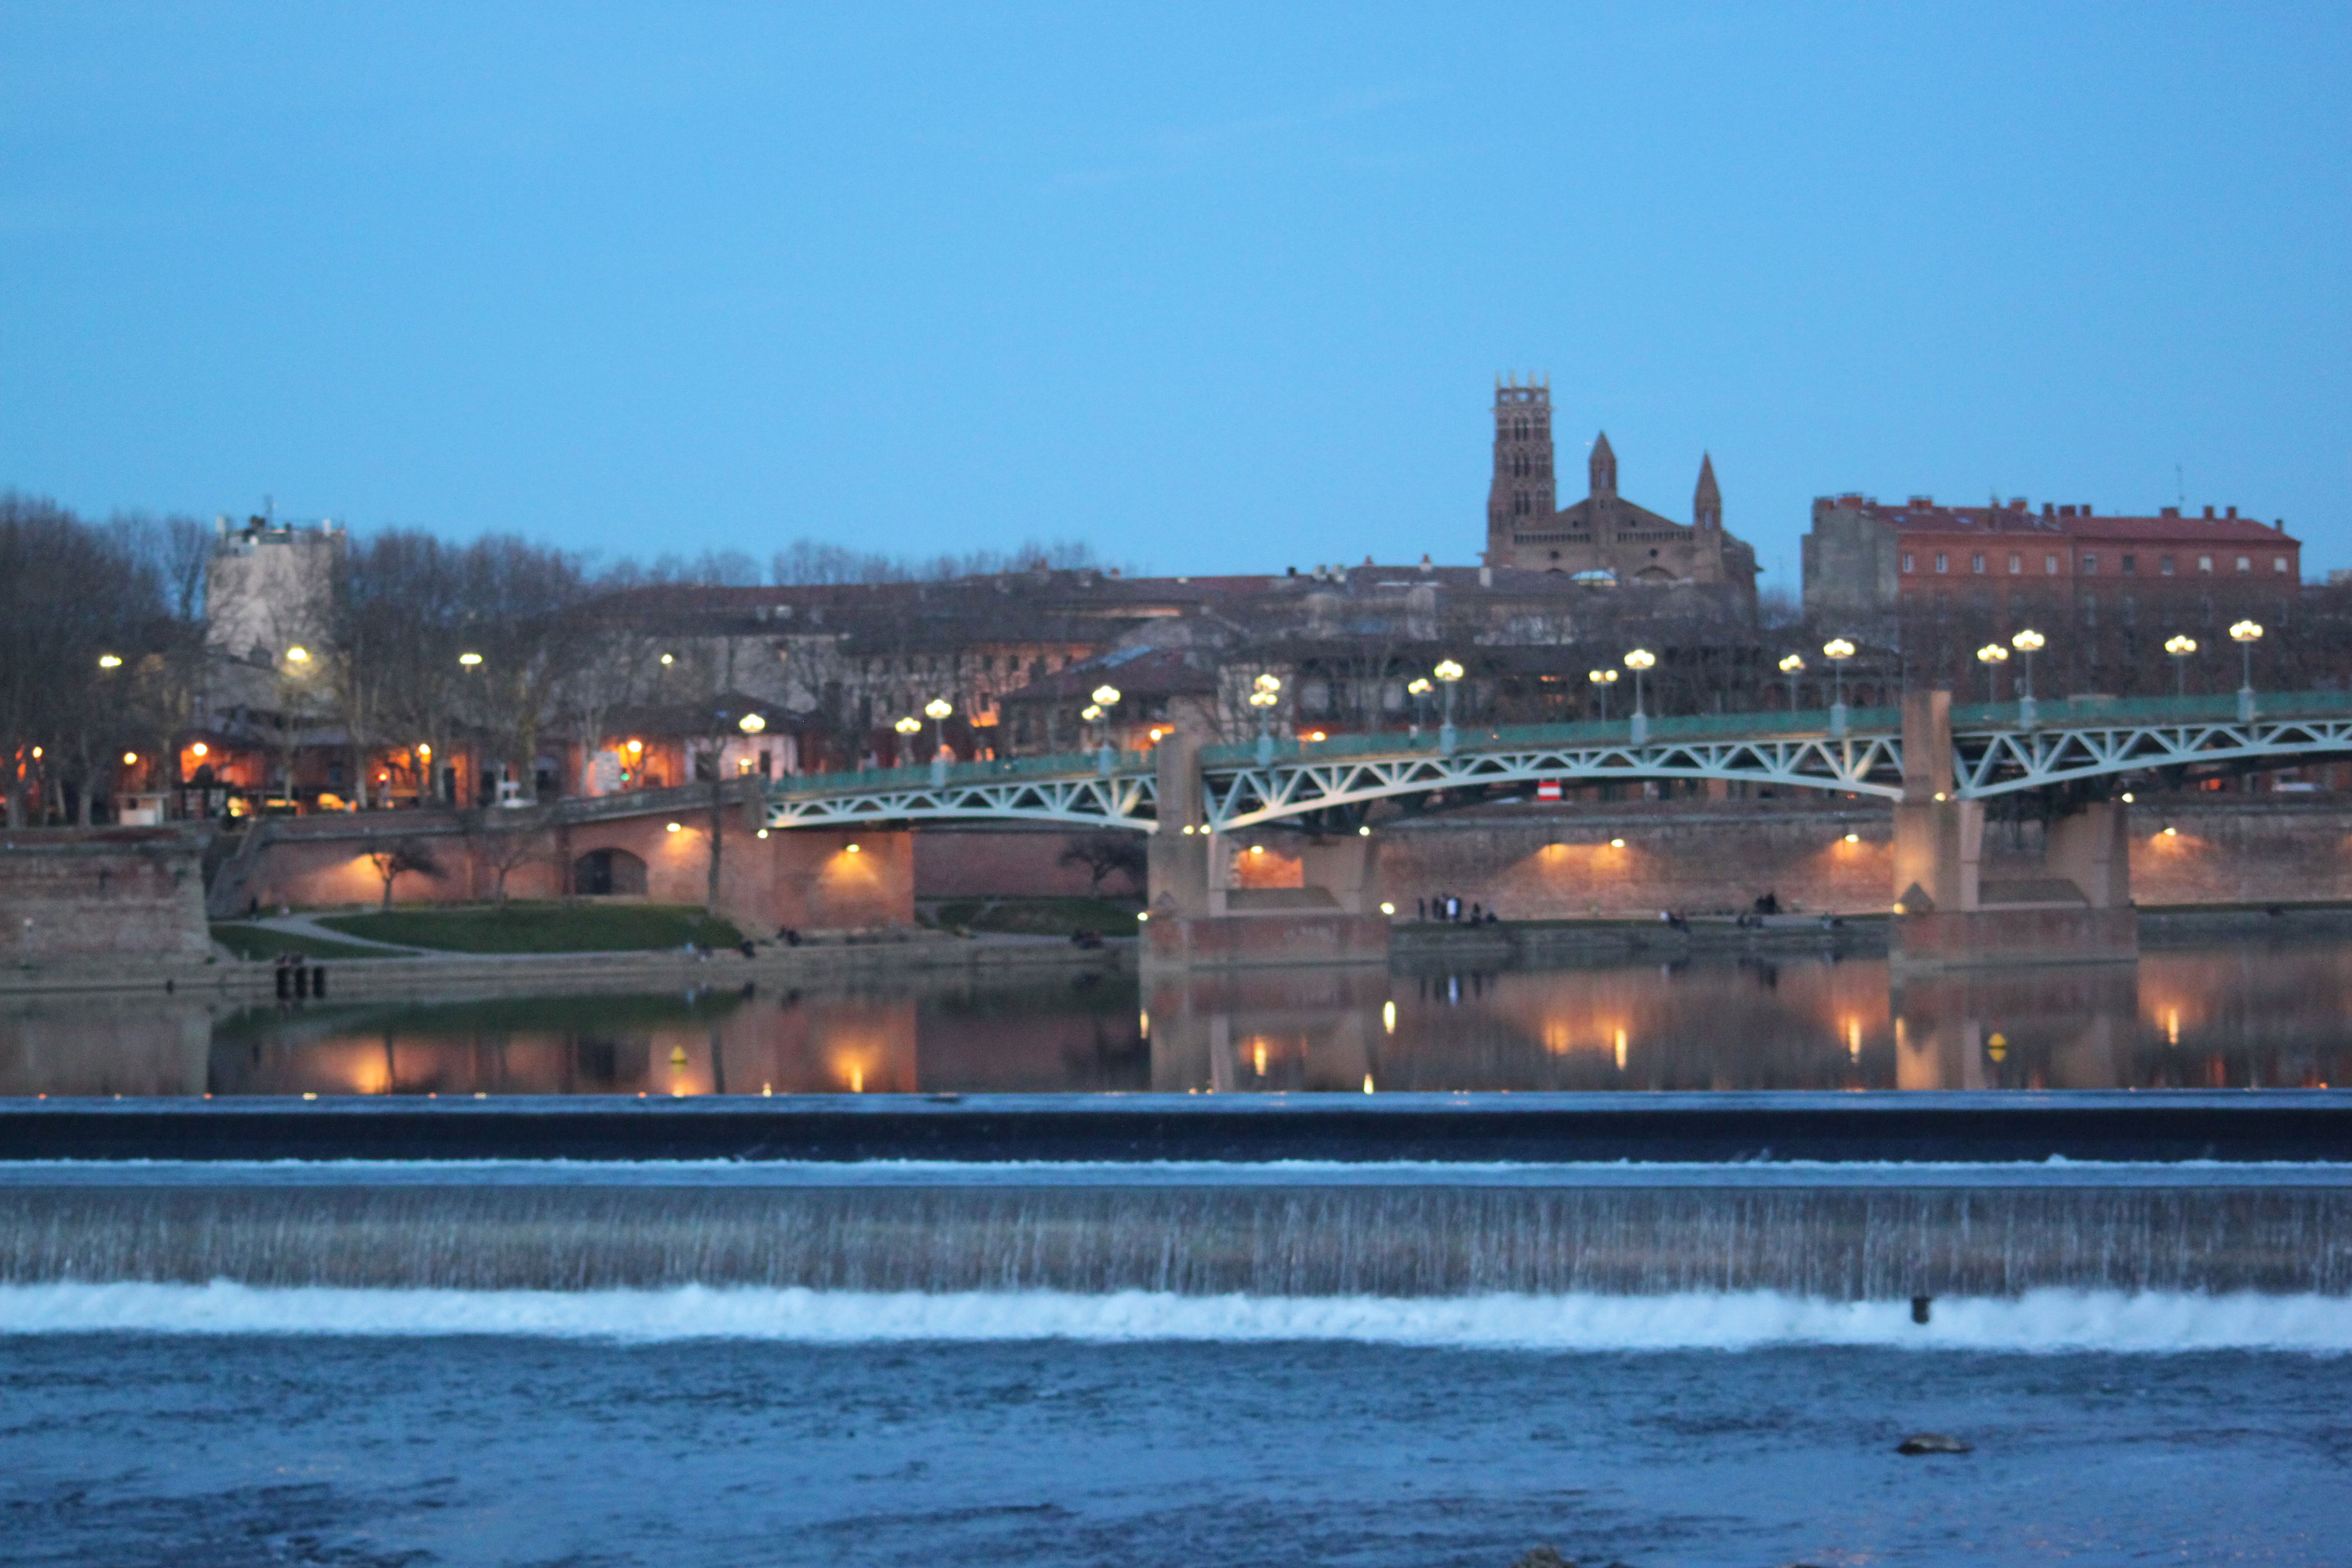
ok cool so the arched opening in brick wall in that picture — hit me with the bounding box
[574,847,648,897]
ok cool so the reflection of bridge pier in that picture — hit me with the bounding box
[1147,967,1390,1091]
[1894,962,2137,1089]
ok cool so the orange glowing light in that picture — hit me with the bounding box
[845,842,861,853]
[190,741,208,759]
[1253,1040,1269,1076]
[121,751,138,766]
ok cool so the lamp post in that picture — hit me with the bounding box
[1975,643,2009,705]
[1623,649,1655,744]
[1251,673,1282,765]
[2230,621,2263,722]
[1433,660,1465,754]
[1406,677,1432,740]
[1821,639,1855,737]
[925,698,953,785]
[736,711,766,783]
[1091,684,1121,775]
[893,714,922,769]
[1587,667,1617,722]
[2164,635,2198,698]
[1777,653,1804,712]
[2010,629,2044,727]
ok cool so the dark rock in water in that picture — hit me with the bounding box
[1897,1431,1974,1455]
[1510,1549,1572,1568]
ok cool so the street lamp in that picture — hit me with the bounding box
[924,697,954,784]
[1777,653,1804,712]
[893,714,922,769]
[1821,639,1856,736]
[97,653,122,670]
[1587,668,1618,722]
[1433,659,1465,753]
[2230,621,2263,722]
[285,646,310,666]
[1091,684,1121,774]
[1975,643,2009,704]
[1406,676,1432,740]
[737,712,765,776]
[2011,628,2044,727]
[1623,648,1655,743]
[1249,686,1280,765]
[2164,635,2198,698]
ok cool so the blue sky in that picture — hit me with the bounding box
[3,4,2346,586]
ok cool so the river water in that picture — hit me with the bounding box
[8,937,2351,1564]
[6,932,2349,1097]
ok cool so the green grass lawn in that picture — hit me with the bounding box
[930,895,1144,938]
[210,924,392,961]
[318,902,745,954]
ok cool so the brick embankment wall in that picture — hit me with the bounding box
[2128,797,2352,905]
[218,793,913,934]
[914,826,1146,900]
[1373,800,1896,920]
[1369,794,2352,920]
[0,830,211,961]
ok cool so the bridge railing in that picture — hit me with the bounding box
[770,749,1151,800]
[1197,706,1905,768]
[1952,690,2352,730]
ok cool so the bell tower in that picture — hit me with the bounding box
[1485,375,1555,562]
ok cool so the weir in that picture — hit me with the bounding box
[7,1169,2351,1299]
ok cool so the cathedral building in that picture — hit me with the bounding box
[1481,377,1757,609]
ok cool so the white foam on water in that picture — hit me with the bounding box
[2,1282,2350,1352]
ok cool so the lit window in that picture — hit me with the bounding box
[2275,557,2289,574]
[2008,553,2021,574]
[1934,553,1948,574]
[2198,554,2213,573]
[2236,556,2251,572]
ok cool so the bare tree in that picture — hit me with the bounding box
[1058,832,1148,897]
[364,842,442,909]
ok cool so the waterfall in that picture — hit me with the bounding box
[5,1177,2347,1298]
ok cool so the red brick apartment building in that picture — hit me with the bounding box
[1804,494,2300,625]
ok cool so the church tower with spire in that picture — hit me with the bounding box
[1476,381,1757,615]
[1694,452,1721,532]
[1484,375,1556,565]
[1588,431,1618,499]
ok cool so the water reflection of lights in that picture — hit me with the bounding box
[1987,1032,2008,1063]
[1845,1018,1862,1058]
[849,1064,864,1093]
[1381,1000,1396,1034]
[1362,1074,1374,1094]
[1614,1028,1628,1070]
[2168,1008,2181,1045]
[1542,1019,1572,1055]
[1253,1040,1269,1077]
[1138,1009,1150,1039]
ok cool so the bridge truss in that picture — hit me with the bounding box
[764,769,1157,831]
[1955,711,2352,798]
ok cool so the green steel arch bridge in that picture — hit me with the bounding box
[764,690,2352,835]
